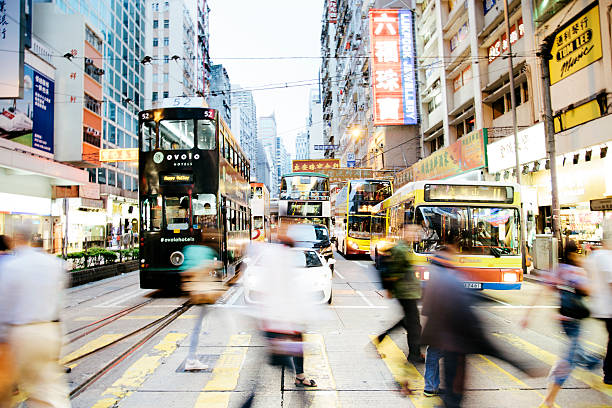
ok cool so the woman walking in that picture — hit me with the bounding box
[522,240,601,408]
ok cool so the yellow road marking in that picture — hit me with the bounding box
[91,332,186,408]
[303,333,340,407]
[193,334,251,408]
[73,314,197,321]
[60,333,124,368]
[472,355,561,407]
[370,336,440,407]
[494,333,612,397]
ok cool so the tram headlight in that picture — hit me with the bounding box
[169,251,184,266]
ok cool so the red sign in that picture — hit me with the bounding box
[328,0,337,23]
[488,20,525,63]
[369,9,403,125]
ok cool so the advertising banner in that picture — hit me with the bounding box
[0,0,24,98]
[487,123,546,173]
[292,159,340,172]
[394,129,488,188]
[549,3,602,85]
[99,148,138,162]
[0,64,54,155]
[369,9,419,126]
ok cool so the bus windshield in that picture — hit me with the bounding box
[414,206,520,256]
[348,215,370,239]
[280,175,329,200]
[349,181,392,203]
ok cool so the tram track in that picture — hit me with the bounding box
[68,301,192,399]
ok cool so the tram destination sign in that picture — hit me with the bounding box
[160,173,193,185]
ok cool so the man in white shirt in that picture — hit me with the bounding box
[586,219,612,385]
[0,221,69,407]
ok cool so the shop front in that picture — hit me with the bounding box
[0,192,54,251]
[106,195,139,250]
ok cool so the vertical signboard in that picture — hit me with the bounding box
[328,0,337,23]
[549,3,602,85]
[0,64,55,155]
[369,9,419,126]
[0,0,25,98]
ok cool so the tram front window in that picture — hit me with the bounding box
[348,215,370,239]
[141,120,156,152]
[159,119,194,150]
[197,120,216,150]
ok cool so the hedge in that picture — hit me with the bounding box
[59,247,139,271]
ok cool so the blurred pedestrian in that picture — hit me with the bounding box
[180,231,223,371]
[523,240,601,408]
[585,218,612,385]
[423,244,543,407]
[0,221,69,408]
[377,223,424,363]
[0,237,14,408]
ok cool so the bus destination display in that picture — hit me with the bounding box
[160,173,193,185]
[424,184,514,203]
[287,202,323,217]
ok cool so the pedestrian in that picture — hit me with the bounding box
[377,222,424,364]
[180,231,223,371]
[584,218,612,384]
[0,221,69,408]
[0,235,14,408]
[522,240,601,408]
[423,244,543,407]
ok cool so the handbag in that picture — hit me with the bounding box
[558,287,590,319]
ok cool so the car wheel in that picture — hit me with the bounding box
[327,290,333,304]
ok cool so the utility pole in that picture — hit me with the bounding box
[503,0,527,271]
[539,34,562,246]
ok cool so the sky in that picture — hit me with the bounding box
[206,0,325,155]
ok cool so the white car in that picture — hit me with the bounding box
[243,248,335,305]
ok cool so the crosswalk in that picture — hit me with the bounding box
[66,329,611,408]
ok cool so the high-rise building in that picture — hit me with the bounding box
[33,0,144,248]
[231,86,257,178]
[296,131,309,160]
[307,88,324,159]
[144,0,197,107]
[256,140,274,193]
[195,0,212,95]
[320,0,421,170]
[258,114,278,195]
[209,64,231,125]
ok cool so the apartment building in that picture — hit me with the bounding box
[145,0,197,106]
[307,88,325,159]
[296,131,310,160]
[231,87,258,178]
[195,0,212,95]
[209,64,231,125]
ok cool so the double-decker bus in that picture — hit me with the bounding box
[371,180,523,290]
[250,182,270,242]
[278,172,331,229]
[138,107,250,288]
[334,179,392,256]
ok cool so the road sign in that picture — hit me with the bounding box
[313,144,340,151]
[347,160,356,168]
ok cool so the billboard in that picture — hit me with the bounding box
[0,64,54,155]
[0,0,25,98]
[292,159,340,172]
[369,9,419,126]
[549,3,602,85]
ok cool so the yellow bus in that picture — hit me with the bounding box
[250,182,270,242]
[371,180,523,290]
[334,179,392,256]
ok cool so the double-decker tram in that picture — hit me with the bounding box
[278,172,331,229]
[138,107,250,288]
[334,179,392,256]
[371,180,523,290]
[250,182,270,242]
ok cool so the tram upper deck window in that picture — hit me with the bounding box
[197,120,216,150]
[159,119,194,150]
[141,120,156,151]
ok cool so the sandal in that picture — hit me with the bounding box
[295,377,317,387]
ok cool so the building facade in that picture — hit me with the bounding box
[256,140,274,192]
[195,0,212,95]
[320,0,421,170]
[296,131,309,160]
[144,0,197,106]
[307,87,325,159]
[258,114,278,195]
[208,64,231,125]
[231,86,257,178]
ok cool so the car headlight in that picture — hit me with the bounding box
[349,241,359,249]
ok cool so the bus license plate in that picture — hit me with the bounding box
[464,282,482,289]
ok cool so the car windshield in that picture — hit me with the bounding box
[414,206,520,256]
[348,215,370,239]
[314,225,329,241]
[291,250,323,268]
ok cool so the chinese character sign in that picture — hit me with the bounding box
[292,159,340,173]
[0,64,55,155]
[369,9,419,126]
[0,0,24,98]
[549,4,602,85]
[328,0,337,23]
